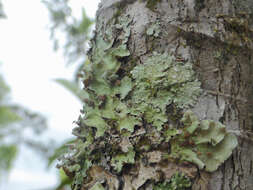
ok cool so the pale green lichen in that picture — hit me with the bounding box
[111,148,135,172]
[129,52,202,130]
[58,16,134,189]
[69,156,92,189]
[146,22,161,37]
[61,36,203,188]
[113,76,133,100]
[118,115,141,132]
[59,12,238,190]
[164,128,181,141]
[170,110,238,172]
[153,172,191,190]
[81,16,133,137]
[90,182,105,190]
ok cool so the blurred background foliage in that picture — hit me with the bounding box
[0,0,51,174]
[0,0,5,18]
[44,1,94,189]
[0,0,94,189]
[0,67,50,178]
[43,0,94,82]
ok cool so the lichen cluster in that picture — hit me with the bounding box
[59,14,238,190]
[153,172,191,190]
[129,52,202,130]
[146,22,161,37]
[170,110,238,172]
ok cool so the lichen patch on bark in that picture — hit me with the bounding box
[59,0,253,189]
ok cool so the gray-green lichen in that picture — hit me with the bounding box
[111,147,135,172]
[58,14,238,190]
[170,110,238,172]
[154,172,191,190]
[90,182,105,190]
[146,22,161,37]
[129,52,202,130]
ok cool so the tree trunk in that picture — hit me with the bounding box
[62,0,253,189]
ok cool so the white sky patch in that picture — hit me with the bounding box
[70,0,100,19]
[9,169,57,184]
[1,169,57,190]
[0,0,100,190]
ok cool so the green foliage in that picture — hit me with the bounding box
[55,78,89,101]
[0,75,10,101]
[0,0,5,18]
[0,66,49,178]
[0,145,17,176]
[59,168,70,182]
[0,106,21,127]
[154,172,191,190]
[0,66,48,138]
[53,168,73,190]
[48,139,75,168]
[0,104,50,175]
[43,0,94,69]
[170,110,238,172]
[43,1,96,188]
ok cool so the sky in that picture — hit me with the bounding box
[0,0,100,189]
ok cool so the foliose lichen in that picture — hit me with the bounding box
[129,52,202,130]
[58,16,134,190]
[90,182,105,190]
[153,172,191,190]
[146,22,161,37]
[59,13,238,190]
[111,147,135,172]
[170,110,238,172]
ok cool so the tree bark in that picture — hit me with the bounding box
[63,0,253,189]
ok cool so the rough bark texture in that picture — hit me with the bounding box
[62,0,253,190]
